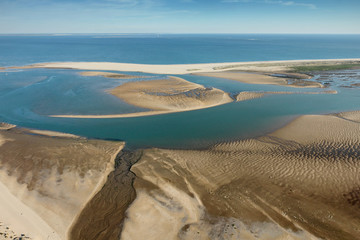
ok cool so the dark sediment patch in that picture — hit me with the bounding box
[271,72,312,80]
[69,149,142,240]
[286,78,323,87]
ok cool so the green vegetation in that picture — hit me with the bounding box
[292,64,360,72]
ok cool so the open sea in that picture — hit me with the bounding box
[0,34,360,148]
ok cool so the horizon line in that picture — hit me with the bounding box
[1,33,360,36]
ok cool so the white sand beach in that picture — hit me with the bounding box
[11,58,360,74]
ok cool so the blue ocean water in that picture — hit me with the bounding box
[0,34,359,149]
[1,34,360,66]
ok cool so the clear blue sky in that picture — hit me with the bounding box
[0,0,359,34]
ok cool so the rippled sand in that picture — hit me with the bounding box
[109,76,233,111]
[336,111,360,123]
[122,112,360,240]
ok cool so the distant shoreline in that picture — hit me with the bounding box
[6,58,357,119]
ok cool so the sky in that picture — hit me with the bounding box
[0,0,359,34]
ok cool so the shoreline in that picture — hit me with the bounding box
[7,58,360,75]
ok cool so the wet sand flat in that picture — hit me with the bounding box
[121,111,360,240]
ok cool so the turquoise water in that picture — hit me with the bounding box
[1,68,359,149]
[0,34,359,149]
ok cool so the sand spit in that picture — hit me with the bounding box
[236,90,337,102]
[0,127,124,239]
[10,59,360,74]
[79,71,141,79]
[0,122,16,130]
[51,110,173,119]
[51,76,233,119]
[27,129,82,138]
[194,72,323,88]
[122,111,360,240]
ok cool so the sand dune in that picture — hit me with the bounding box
[0,127,124,239]
[10,58,360,74]
[122,111,360,240]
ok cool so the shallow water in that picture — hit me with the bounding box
[1,67,359,149]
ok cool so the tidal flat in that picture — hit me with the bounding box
[0,59,360,240]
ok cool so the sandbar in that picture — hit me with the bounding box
[27,129,82,138]
[109,76,232,111]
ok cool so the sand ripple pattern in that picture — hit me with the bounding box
[123,112,360,240]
